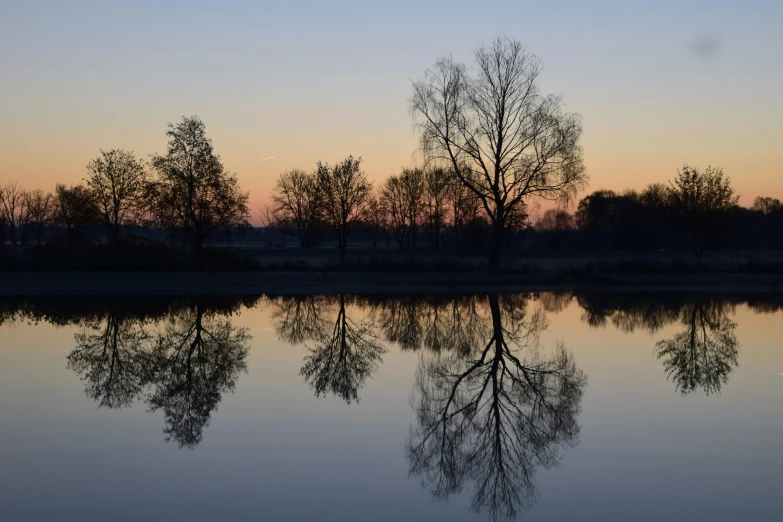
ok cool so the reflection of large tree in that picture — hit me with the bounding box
[299,294,384,404]
[655,302,739,395]
[407,295,586,521]
[67,314,150,408]
[146,304,250,448]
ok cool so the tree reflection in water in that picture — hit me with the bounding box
[655,301,739,395]
[406,295,586,521]
[67,314,151,408]
[146,304,250,448]
[299,294,384,404]
[271,294,384,404]
[66,299,251,448]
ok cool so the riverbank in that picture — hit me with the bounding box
[0,270,780,296]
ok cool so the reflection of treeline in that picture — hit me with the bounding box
[0,296,255,449]
[0,295,261,327]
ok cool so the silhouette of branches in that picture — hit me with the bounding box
[299,294,384,404]
[407,295,586,521]
[655,301,739,394]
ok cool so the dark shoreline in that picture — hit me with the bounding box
[0,271,781,296]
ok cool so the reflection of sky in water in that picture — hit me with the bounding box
[0,294,781,522]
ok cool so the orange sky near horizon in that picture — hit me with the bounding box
[1,1,781,224]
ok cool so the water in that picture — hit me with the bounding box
[1,293,781,521]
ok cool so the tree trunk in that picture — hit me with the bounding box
[195,234,204,271]
[488,218,505,269]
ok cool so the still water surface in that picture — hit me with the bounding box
[1,293,781,521]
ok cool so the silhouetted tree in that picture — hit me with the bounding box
[407,295,586,520]
[668,165,739,263]
[0,182,26,245]
[54,183,99,245]
[150,116,250,269]
[85,149,149,244]
[424,167,451,248]
[751,196,782,215]
[146,304,250,448]
[655,301,739,394]
[536,208,575,249]
[411,37,586,267]
[382,174,412,248]
[67,314,151,408]
[364,189,388,248]
[299,294,384,403]
[316,156,372,262]
[267,168,322,247]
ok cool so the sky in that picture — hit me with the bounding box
[1,0,781,222]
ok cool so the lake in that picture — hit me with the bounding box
[1,292,781,521]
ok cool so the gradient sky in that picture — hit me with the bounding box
[2,0,781,221]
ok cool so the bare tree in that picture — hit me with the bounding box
[381,168,426,248]
[150,116,250,269]
[85,149,149,244]
[446,176,481,248]
[411,37,586,267]
[54,183,99,246]
[536,207,575,249]
[316,156,372,263]
[0,182,27,246]
[365,188,388,249]
[400,168,426,248]
[424,167,451,248]
[751,196,782,215]
[267,168,322,247]
[381,174,411,248]
[668,165,738,263]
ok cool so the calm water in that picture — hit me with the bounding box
[1,293,781,521]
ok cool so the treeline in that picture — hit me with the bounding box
[5,35,781,271]
[267,161,783,262]
[536,170,783,258]
[0,116,249,269]
[264,161,508,254]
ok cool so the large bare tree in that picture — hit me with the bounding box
[411,37,586,267]
[151,116,250,269]
[266,168,322,247]
[85,149,149,244]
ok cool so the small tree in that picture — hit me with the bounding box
[54,184,100,245]
[151,116,250,269]
[85,149,149,244]
[0,182,27,246]
[668,165,738,263]
[317,156,372,263]
[381,174,411,248]
[267,168,322,247]
[536,208,575,250]
[424,167,451,248]
[365,189,388,249]
[23,190,55,245]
